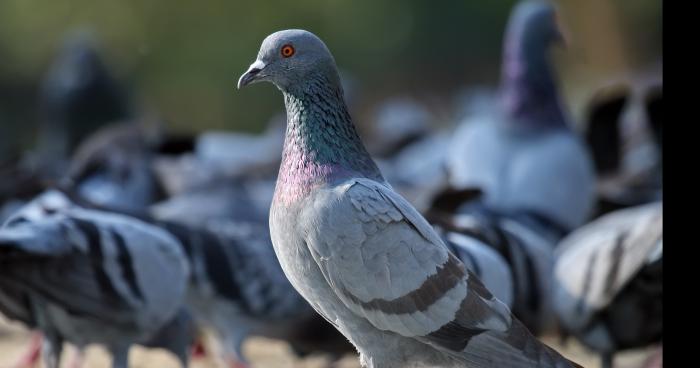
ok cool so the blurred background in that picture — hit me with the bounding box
[0,0,661,147]
[0,0,661,367]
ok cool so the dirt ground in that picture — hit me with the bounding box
[0,318,656,368]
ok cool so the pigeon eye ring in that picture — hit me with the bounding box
[281,44,295,58]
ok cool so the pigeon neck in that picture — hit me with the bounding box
[499,41,566,127]
[276,73,383,203]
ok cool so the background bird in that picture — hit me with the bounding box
[441,0,596,243]
[150,169,353,367]
[31,30,132,182]
[0,190,191,368]
[551,201,662,368]
[585,81,662,219]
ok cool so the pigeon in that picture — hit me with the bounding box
[428,207,559,336]
[150,176,354,366]
[194,116,286,180]
[584,84,630,178]
[238,28,581,368]
[157,218,350,367]
[366,97,452,212]
[443,0,596,239]
[33,30,131,180]
[368,97,433,159]
[151,116,283,198]
[376,131,452,213]
[64,120,167,213]
[551,201,662,368]
[1,30,133,229]
[0,190,191,368]
[585,82,662,218]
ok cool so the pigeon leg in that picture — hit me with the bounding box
[110,346,129,368]
[10,331,42,368]
[41,333,62,368]
[224,331,250,368]
[67,347,84,368]
[600,353,613,368]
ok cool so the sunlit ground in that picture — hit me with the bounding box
[0,318,656,368]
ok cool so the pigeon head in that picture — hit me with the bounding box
[500,0,568,125]
[505,0,565,55]
[238,29,340,92]
[238,30,383,202]
[38,30,131,159]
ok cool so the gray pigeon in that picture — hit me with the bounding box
[64,121,167,213]
[0,190,191,368]
[429,209,559,336]
[33,30,131,180]
[238,29,581,368]
[1,30,133,226]
[551,201,662,368]
[587,82,662,218]
[444,0,595,238]
[158,218,350,367]
[150,175,354,366]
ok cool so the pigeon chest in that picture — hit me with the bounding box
[269,195,354,329]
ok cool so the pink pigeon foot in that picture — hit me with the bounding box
[191,339,207,359]
[10,332,42,368]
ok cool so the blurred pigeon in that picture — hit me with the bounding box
[586,82,662,218]
[238,28,581,367]
[152,116,283,198]
[64,121,167,213]
[644,85,662,150]
[584,84,630,177]
[0,156,45,224]
[551,201,662,368]
[377,131,451,212]
[429,208,559,336]
[443,0,595,239]
[368,97,449,210]
[149,174,354,366]
[157,218,351,367]
[33,30,131,179]
[0,190,190,368]
[150,179,272,229]
[194,115,285,179]
[368,97,433,158]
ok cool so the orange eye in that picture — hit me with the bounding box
[281,44,295,58]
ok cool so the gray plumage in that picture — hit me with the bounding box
[377,131,451,213]
[431,210,558,335]
[194,119,285,180]
[65,121,166,213]
[551,201,662,367]
[587,82,663,218]
[239,28,580,368]
[368,97,433,158]
[0,190,190,368]
[151,178,352,365]
[445,0,595,235]
[158,218,319,365]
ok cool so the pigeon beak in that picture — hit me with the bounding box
[238,60,267,89]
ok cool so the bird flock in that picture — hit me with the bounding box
[0,1,662,368]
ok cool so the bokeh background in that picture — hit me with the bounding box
[0,0,662,367]
[0,0,661,146]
